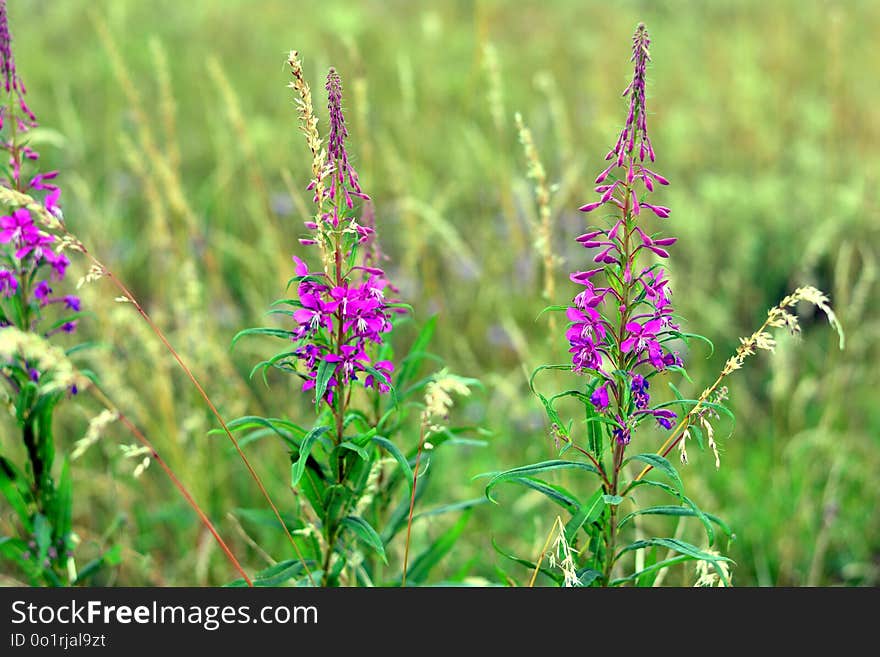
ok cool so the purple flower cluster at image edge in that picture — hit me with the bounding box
[566,24,680,444]
[0,0,80,334]
[291,69,398,403]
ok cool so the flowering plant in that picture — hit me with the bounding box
[488,23,843,587]
[230,53,480,586]
[0,0,94,585]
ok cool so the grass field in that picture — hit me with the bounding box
[1,0,878,586]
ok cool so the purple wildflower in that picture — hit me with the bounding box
[289,67,400,406]
[564,23,682,448]
[590,384,610,411]
[0,1,80,338]
[33,280,51,303]
[630,373,649,409]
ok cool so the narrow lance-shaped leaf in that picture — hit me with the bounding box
[483,460,600,503]
[291,426,331,488]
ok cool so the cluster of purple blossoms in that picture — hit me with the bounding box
[291,69,398,404]
[0,0,79,339]
[566,24,680,444]
[291,256,394,402]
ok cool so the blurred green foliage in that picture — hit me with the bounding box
[1,0,877,586]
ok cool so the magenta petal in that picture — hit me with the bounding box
[566,306,587,322]
[570,268,603,283]
[575,230,605,243]
[607,220,624,240]
[579,200,603,213]
[595,163,615,184]
[643,318,664,333]
[292,256,309,276]
[647,246,670,258]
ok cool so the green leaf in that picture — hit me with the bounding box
[623,453,682,492]
[269,298,303,309]
[496,476,579,512]
[0,457,31,526]
[491,539,562,585]
[338,441,371,461]
[381,478,428,544]
[230,327,295,349]
[33,514,51,564]
[224,416,306,449]
[652,398,736,423]
[372,436,413,493]
[610,555,693,586]
[74,545,122,585]
[617,505,732,545]
[528,364,573,394]
[299,467,327,517]
[291,426,331,487]
[341,516,387,564]
[665,365,693,384]
[616,538,732,586]
[404,511,471,585]
[227,559,312,587]
[286,274,327,289]
[44,311,92,334]
[414,498,487,520]
[578,568,602,586]
[564,490,605,543]
[16,381,38,423]
[234,508,303,533]
[483,460,601,503]
[313,359,336,408]
[0,536,27,562]
[396,315,437,390]
[53,459,73,541]
[323,484,352,528]
[385,302,414,314]
[670,331,715,357]
[625,479,719,546]
[535,304,569,321]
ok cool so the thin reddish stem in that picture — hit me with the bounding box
[91,261,316,586]
[401,423,427,587]
[90,386,252,586]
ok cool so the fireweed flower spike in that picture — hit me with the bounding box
[289,67,397,408]
[0,0,88,585]
[234,52,480,588]
[570,23,678,439]
[488,23,841,587]
[0,0,79,340]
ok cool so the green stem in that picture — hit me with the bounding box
[603,160,636,586]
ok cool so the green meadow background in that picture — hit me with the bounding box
[2,0,878,585]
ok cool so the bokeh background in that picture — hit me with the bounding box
[2,0,878,585]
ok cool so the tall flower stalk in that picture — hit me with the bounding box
[0,2,255,586]
[567,23,679,577]
[290,65,396,438]
[233,53,478,587]
[0,0,87,585]
[486,23,842,588]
